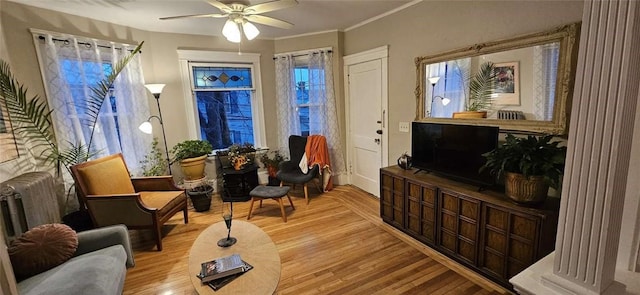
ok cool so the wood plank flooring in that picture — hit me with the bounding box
[123,185,511,294]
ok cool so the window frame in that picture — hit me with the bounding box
[292,56,325,136]
[178,50,266,149]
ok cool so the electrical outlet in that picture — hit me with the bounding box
[399,122,410,133]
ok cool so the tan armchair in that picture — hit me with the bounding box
[70,153,188,251]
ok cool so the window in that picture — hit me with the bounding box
[294,66,309,136]
[293,58,326,136]
[61,60,123,149]
[178,50,266,150]
[32,32,150,176]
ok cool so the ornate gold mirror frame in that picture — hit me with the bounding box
[415,23,580,135]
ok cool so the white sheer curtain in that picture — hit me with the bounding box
[274,50,346,175]
[274,54,300,155]
[533,43,560,121]
[35,32,151,176]
[307,51,345,175]
[425,58,469,118]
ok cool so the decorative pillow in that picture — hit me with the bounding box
[8,223,78,280]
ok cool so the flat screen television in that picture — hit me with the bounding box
[411,122,499,187]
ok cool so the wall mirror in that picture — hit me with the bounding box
[415,23,580,135]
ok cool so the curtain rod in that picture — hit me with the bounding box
[273,47,333,60]
[36,35,139,53]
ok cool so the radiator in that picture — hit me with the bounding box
[0,172,61,240]
[498,110,525,120]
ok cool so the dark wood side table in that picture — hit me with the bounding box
[219,165,259,202]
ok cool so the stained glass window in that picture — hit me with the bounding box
[190,64,255,149]
[192,66,253,89]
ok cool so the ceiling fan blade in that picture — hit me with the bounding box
[205,0,233,13]
[245,15,294,29]
[244,0,298,15]
[160,13,227,20]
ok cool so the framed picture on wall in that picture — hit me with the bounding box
[493,61,520,105]
[0,101,19,163]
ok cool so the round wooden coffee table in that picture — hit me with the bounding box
[188,220,281,294]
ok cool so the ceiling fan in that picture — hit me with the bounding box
[160,0,298,43]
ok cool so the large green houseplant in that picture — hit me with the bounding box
[170,139,212,180]
[480,134,566,204]
[453,61,497,118]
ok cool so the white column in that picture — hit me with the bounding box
[541,0,640,294]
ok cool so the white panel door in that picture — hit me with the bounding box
[348,59,383,196]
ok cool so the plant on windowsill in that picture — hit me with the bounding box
[170,139,213,180]
[480,133,566,205]
[259,150,286,185]
[228,142,255,170]
[453,61,497,119]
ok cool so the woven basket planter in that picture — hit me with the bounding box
[504,172,549,204]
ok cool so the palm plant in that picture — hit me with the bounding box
[0,42,143,175]
[466,61,497,111]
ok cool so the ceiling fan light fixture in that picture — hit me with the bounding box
[242,21,260,40]
[222,19,241,43]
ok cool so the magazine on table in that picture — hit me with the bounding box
[197,254,247,283]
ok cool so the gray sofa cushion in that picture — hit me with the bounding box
[17,245,127,295]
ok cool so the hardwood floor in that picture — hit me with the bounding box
[123,185,510,294]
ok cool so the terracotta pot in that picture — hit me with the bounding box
[452,111,487,119]
[267,166,278,177]
[504,172,549,204]
[179,155,207,180]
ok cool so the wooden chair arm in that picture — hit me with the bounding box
[131,176,181,191]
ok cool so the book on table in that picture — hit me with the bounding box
[197,254,248,283]
[207,261,253,291]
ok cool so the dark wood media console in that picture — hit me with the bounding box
[380,165,560,289]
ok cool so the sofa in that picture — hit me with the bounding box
[13,224,134,295]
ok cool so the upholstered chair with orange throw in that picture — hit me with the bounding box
[70,153,188,251]
[276,135,321,204]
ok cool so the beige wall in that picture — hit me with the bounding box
[343,0,583,163]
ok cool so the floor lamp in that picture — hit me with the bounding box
[139,83,172,174]
[428,76,450,117]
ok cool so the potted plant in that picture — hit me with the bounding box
[480,133,566,204]
[453,61,497,119]
[139,137,168,176]
[259,150,285,185]
[170,139,213,180]
[186,184,214,212]
[218,142,256,170]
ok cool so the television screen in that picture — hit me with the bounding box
[411,122,499,187]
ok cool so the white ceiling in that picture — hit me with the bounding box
[8,0,418,39]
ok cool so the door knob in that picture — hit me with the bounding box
[376,130,383,134]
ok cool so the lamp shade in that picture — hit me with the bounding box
[428,76,441,85]
[223,19,241,43]
[242,21,260,40]
[139,121,153,134]
[441,97,451,106]
[144,84,165,95]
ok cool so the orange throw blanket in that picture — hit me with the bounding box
[303,135,333,192]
